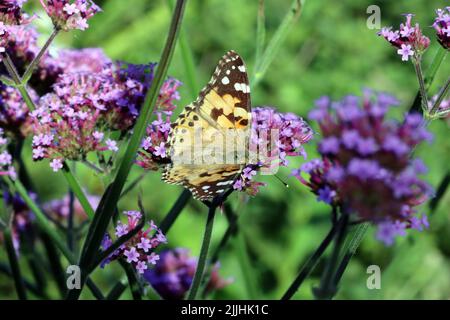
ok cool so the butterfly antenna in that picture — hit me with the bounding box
[274,174,289,188]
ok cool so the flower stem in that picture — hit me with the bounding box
[314,211,349,300]
[21,28,59,84]
[412,56,429,113]
[429,171,450,214]
[281,215,340,300]
[69,0,187,300]
[429,76,450,117]
[159,189,191,234]
[2,54,36,111]
[235,230,258,299]
[186,204,216,300]
[3,228,27,299]
[62,163,95,219]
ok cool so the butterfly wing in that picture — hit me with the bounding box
[162,50,251,201]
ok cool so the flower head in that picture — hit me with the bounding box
[0,129,16,179]
[433,7,450,50]
[0,0,30,25]
[143,248,232,299]
[100,211,167,274]
[379,14,430,61]
[39,0,101,31]
[43,192,99,223]
[294,90,432,245]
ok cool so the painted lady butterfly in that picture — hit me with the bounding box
[162,50,251,200]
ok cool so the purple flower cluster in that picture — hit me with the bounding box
[101,211,167,274]
[433,7,450,50]
[39,0,100,31]
[30,63,156,171]
[0,0,30,25]
[293,90,433,245]
[233,107,313,196]
[0,128,16,179]
[43,192,100,223]
[0,82,38,137]
[144,248,231,299]
[379,14,430,61]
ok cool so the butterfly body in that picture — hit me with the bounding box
[162,51,251,200]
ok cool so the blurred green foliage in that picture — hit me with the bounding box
[1,0,449,299]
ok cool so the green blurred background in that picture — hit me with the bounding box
[1,0,449,299]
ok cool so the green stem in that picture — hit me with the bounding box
[412,55,429,113]
[186,204,216,300]
[314,211,349,300]
[119,259,142,300]
[69,0,187,300]
[4,228,27,299]
[62,163,95,219]
[159,189,191,234]
[281,217,341,300]
[2,54,36,111]
[21,28,59,84]
[235,231,258,299]
[106,280,127,300]
[429,76,450,117]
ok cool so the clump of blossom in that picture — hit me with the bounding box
[43,192,99,224]
[0,0,30,25]
[0,129,16,179]
[293,90,433,245]
[30,63,159,171]
[0,82,38,137]
[53,48,111,74]
[233,107,313,196]
[101,211,167,274]
[378,14,430,61]
[143,248,232,299]
[433,7,450,50]
[39,0,101,31]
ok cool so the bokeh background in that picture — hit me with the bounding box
[1,0,449,299]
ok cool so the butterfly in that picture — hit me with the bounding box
[162,50,252,201]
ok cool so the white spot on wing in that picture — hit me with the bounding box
[238,65,246,72]
[221,76,230,85]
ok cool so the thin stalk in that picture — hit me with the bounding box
[409,49,447,113]
[281,217,341,300]
[120,172,147,199]
[2,54,36,111]
[21,28,59,83]
[186,204,216,300]
[0,262,49,299]
[69,0,187,300]
[41,231,68,298]
[333,223,369,286]
[254,0,266,70]
[119,259,142,300]
[235,231,258,299]
[412,56,429,113]
[159,189,191,234]
[429,76,450,117]
[251,0,304,86]
[314,212,349,300]
[4,228,27,299]
[429,172,450,213]
[61,163,95,219]
[106,280,127,300]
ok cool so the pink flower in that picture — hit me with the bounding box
[397,44,414,61]
[49,158,63,172]
[105,139,118,152]
[124,247,139,263]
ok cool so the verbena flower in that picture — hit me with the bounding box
[293,90,433,245]
[143,248,232,299]
[0,128,16,179]
[30,63,158,171]
[100,211,167,274]
[428,93,450,119]
[52,47,111,74]
[0,82,38,137]
[0,0,30,25]
[379,14,430,61]
[43,192,100,223]
[433,7,450,50]
[39,0,101,31]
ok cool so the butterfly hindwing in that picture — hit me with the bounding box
[162,50,251,201]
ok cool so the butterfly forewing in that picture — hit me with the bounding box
[162,50,251,201]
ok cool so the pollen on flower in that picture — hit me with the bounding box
[293,89,432,245]
[100,211,167,274]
